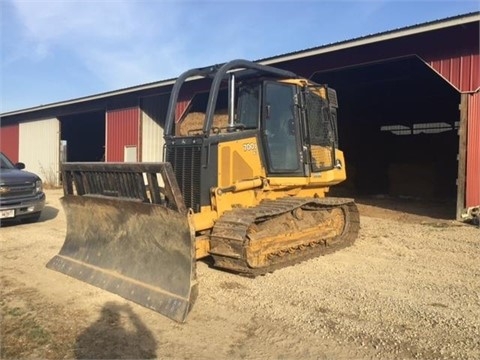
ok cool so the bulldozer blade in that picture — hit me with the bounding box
[47,194,197,323]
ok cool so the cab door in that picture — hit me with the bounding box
[262,81,304,176]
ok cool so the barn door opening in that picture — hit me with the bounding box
[312,56,460,219]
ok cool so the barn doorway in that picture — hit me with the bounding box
[312,56,460,218]
[60,111,106,162]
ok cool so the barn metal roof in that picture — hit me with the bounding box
[2,11,479,118]
[258,11,480,65]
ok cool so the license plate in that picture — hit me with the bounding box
[0,209,15,219]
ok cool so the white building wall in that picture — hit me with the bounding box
[141,112,164,162]
[19,118,60,186]
[141,94,168,162]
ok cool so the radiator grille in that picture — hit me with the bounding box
[0,182,36,200]
[166,145,202,212]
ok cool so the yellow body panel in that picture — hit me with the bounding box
[218,136,266,186]
[191,137,347,233]
[195,235,211,259]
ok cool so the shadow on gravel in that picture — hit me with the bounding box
[75,302,157,359]
[39,205,59,221]
[0,206,59,227]
[355,196,456,221]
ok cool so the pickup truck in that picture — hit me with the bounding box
[0,152,45,224]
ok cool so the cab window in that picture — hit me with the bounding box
[263,82,301,173]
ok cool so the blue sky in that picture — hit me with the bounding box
[1,0,478,113]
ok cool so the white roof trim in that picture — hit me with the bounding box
[1,79,177,117]
[2,13,478,118]
[259,13,480,65]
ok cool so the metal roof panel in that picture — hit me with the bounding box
[2,12,478,118]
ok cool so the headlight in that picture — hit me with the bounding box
[35,180,43,193]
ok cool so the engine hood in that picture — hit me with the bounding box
[0,168,41,184]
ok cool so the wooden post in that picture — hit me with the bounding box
[456,93,468,221]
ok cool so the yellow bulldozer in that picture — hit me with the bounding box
[47,59,359,322]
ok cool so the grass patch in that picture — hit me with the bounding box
[0,278,83,359]
[1,306,52,357]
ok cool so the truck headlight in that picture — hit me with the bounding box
[36,180,43,193]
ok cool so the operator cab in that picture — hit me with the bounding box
[173,75,339,178]
[234,79,340,177]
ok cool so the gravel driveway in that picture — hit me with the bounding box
[1,189,479,359]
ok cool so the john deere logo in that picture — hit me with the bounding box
[0,186,10,194]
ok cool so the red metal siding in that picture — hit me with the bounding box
[428,53,480,92]
[106,107,140,162]
[0,124,19,163]
[174,77,215,123]
[466,91,480,207]
[175,98,192,122]
[278,21,479,93]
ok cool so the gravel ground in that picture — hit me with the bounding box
[1,189,479,359]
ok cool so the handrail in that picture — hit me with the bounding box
[164,59,299,138]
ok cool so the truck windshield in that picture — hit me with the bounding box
[0,153,15,169]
